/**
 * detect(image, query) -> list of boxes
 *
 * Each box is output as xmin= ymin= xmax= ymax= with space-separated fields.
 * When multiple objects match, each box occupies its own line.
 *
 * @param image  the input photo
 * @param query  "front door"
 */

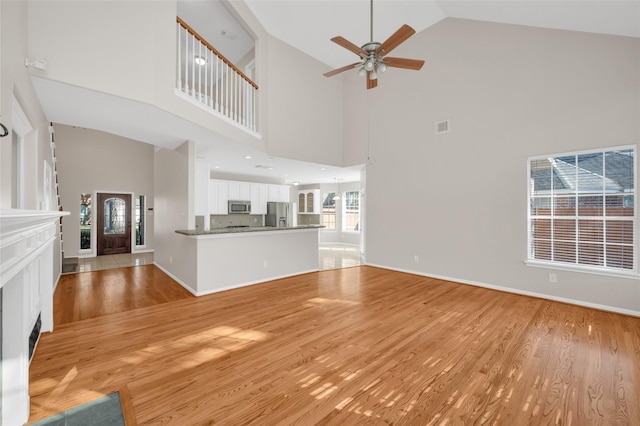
xmin=97 ymin=193 xmax=131 ymax=255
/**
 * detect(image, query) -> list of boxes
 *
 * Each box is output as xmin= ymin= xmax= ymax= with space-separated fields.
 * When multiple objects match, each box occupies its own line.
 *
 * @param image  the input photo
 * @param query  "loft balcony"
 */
xmin=176 ymin=17 xmax=258 ymax=135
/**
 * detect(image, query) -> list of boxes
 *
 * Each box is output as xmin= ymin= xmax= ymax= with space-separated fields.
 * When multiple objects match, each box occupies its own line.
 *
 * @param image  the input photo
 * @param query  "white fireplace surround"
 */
xmin=1 ymin=209 xmax=68 ymax=426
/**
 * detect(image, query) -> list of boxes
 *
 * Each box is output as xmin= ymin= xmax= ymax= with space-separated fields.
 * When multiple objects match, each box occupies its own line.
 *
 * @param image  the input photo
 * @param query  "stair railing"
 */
xmin=176 ymin=17 xmax=258 ymax=133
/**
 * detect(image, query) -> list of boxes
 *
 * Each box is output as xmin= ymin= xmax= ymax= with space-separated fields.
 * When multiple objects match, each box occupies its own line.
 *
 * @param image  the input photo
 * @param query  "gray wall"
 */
xmin=153 ymin=141 xmax=197 ymax=292
xmin=54 ymin=124 xmax=155 ymax=256
xmin=364 ymin=18 xmax=640 ymax=314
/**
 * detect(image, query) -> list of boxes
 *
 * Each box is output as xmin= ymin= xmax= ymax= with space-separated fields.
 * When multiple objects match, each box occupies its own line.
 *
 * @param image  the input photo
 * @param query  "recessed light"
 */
xmin=244 ymin=156 xmax=252 ymax=159
xmin=320 ymin=168 xmax=327 ymax=171
xmin=292 ymin=182 xmax=300 ymax=186
xmin=213 ymin=166 xmax=220 ymax=169
xmin=194 ymin=56 xmax=206 ymax=66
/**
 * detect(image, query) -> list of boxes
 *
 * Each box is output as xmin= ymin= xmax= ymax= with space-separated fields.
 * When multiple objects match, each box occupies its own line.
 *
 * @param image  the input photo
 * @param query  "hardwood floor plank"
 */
xmin=29 ymin=266 xmax=640 ymax=425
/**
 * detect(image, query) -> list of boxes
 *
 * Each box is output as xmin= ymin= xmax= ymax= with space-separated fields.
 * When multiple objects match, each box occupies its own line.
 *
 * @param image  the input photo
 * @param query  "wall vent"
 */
xmin=435 ymin=120 xmax=450 ymax=135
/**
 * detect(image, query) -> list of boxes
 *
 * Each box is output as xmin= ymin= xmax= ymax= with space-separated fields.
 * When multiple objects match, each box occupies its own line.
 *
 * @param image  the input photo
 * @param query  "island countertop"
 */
xmin=175 ymin=225 xmax=324 ymax=236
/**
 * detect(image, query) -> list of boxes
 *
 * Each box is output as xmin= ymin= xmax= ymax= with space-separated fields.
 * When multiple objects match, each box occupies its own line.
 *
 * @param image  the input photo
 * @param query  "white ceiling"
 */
xmin=246 ymin=0 xmax=640 ymax=70
xmin=31 ymin=0 xmax=639 ymax=186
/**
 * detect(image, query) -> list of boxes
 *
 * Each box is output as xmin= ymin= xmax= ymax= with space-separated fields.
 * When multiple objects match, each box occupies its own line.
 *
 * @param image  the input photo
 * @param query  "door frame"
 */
xmin=90 ymin=190 xmax=136 ymax=257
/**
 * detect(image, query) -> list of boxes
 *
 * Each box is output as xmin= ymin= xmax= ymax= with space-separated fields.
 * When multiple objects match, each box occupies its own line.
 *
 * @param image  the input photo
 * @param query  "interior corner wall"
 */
xmin=363 ymin=18 xmax=640 ymax=314
xmin=153 ymin=142 xmax=197 ymax=292
xmin=264 ymin=35 xmax=344 ymax=166
xmin=54 ymin=125 xmax=155 ymax=256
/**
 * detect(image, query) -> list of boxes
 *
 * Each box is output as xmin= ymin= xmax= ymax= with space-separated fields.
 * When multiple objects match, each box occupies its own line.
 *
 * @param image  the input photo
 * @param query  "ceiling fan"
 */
xmin=323 ymin=0 xmax=425 ymax=89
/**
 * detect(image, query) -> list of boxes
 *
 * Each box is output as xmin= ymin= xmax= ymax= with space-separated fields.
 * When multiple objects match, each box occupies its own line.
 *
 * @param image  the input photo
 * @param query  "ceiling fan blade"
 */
xmin=367 ymin=73 xmax=378 ymax=90
xmin=324 ymin=62 xmax=361 ymax=77
xmin=385 ymin=57 xmax=425 ymax=71
xmin=330 ymin=36 xmax=364 ymax=56
xmin=376 ymin=24 xmax=416 ymax=56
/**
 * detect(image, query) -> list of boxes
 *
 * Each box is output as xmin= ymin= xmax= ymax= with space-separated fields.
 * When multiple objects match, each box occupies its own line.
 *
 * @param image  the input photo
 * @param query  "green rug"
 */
xmin=29 ymin=391 xmax=125 ymax=426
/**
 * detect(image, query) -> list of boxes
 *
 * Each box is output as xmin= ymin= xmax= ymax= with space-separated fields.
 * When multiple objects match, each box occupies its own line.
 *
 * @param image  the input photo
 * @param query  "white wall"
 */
xmin=153 ymin=141 xmax=197 ymax=292
xmin=364 ymin=18 xmax=640 ymax=314
xmin=54 ymin=125 xmax=155 ymax=256
xmin=264 ymin=35 xmax=345 ymax=166
xmin=1 ymin=1 xmax=62 ymax=277
xmin=26 ymin=1 xmax=263 ymax=150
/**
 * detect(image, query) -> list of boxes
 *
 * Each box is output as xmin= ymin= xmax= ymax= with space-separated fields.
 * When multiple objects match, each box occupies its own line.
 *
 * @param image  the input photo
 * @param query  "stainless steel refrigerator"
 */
xmin=266 ymin=202 xmax=292 ymax=227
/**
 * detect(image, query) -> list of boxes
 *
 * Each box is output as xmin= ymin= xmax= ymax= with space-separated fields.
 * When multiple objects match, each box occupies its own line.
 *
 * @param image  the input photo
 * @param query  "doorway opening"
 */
xmin=97 ymin=193 xmax=132 ymax=255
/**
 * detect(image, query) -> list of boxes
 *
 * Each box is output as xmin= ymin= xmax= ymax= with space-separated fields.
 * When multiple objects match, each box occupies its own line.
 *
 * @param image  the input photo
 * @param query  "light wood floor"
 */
xmin=29 ymin=265 xmax=640 ymax=425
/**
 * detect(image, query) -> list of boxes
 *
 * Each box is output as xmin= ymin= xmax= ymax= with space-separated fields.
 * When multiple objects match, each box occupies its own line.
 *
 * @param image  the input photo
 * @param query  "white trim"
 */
xmin=365 ymin=262 xmax=640 ymax=318
xmin=154 ymin=261 xmax=317 ymax=297
xmin=153 ymin=262 xmax=197 ymax=296
xmin=525 ymin=259 xmax=640 ymax=280
xmin=174 ymin=89 xmax=262 ymax=140
xmin=11 ymin=95 xmax=33 ymax=137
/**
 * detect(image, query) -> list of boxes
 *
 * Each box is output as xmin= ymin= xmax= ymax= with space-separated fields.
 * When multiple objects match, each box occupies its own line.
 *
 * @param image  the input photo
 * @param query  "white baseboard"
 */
xmin=153 ymin=262 xmax=318 ymax=298
xmin=365 ymin=262 xmax=640 ymax=318
xmin=194 ymin=269 xmax=319 ymax=297
xmin=153 ymin=262 xmax=198 ymax=296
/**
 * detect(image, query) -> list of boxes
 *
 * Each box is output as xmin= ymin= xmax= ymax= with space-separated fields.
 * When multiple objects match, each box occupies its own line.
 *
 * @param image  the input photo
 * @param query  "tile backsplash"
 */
xmin=210 ymin=214 xmax=264 ymax=229
xmin=297 ymin=214 xmax=320 ymax=225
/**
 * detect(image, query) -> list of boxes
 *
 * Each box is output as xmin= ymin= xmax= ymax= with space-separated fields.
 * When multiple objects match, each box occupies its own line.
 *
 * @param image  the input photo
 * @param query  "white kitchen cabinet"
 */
xmin=209 ymin=179 xmax=229 ymax=214
xmin=194 ymin=159 xmax=210 ymax=216
xmin=251 ymin=183 xmax=268 ymax=215
xmin=298 ymin=189 xmax=321 ymax=214
xmin=228 ymin=181 xmax=251 ymax=201
xmin=267 ymin=184 xmax=290 ymax=202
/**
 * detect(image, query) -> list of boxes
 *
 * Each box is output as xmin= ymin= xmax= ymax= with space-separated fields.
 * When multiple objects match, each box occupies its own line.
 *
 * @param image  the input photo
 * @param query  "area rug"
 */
xmin=29 ymin=391 xmax=125 ymax=426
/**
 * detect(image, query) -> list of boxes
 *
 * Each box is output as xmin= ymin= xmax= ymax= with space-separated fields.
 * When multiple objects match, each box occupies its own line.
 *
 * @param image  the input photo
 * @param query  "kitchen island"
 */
xmin=172 ymin=225 xmax=323 ymax=296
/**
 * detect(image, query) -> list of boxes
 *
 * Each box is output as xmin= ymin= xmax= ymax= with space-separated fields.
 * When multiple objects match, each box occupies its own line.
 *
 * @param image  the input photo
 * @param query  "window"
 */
xmin=343 ymin=191 xmax=360 ymax=232
xmin=322 ymin=192 xmax=336 ymax=230
xmin=135 ymin=195 xmax=145 ymax=247
xmin=80 ymin=193 xmax=92 ymax=250
xmin=528 ymin=147 xmax=635 ymax=273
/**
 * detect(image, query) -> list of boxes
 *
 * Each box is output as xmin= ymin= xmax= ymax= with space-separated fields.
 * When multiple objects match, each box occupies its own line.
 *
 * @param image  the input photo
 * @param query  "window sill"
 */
xmin=525 ymin=260 xmax=640 ymax=280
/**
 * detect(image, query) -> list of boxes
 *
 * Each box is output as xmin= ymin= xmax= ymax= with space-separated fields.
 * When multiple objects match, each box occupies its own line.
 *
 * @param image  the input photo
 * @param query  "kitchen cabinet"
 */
xmin=210 ymin=180 xmax=288 ymax=215
xmin=228 ymin=181 xmax=251 ymax=201
xmin=209 ymin=180 xmax=229 ymax=214
xmin=298 ymin=189 xmax=321 ymax=214
xmin=251 ymin=183 xmax=268 ymax=215
xmin=268 ymin=184 xmax=290 ymax=202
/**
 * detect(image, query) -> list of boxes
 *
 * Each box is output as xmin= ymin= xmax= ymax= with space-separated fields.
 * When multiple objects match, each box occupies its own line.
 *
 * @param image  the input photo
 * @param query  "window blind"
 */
xmin=528 ymin=148 xmax=635 ymax=271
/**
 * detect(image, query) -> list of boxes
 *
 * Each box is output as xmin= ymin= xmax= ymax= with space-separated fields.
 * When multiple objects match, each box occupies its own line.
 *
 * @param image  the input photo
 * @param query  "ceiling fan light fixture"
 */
xmin=358 ymin=66 xmax=366 ymax=77
xmin=370 ymin=69 xmax=378 ymax=80
xmin=378 ymin=62 xmax=387 ymax=73
xmin=364 ymin=59 xmax=374 ymax=71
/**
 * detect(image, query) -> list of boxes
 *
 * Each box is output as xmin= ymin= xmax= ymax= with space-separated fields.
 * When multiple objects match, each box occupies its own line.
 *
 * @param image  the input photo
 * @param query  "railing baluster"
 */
xmin=177 ymin=22 xmax=181 ymax=91
xmin=176 ymin=17 xmax=258 ymax=133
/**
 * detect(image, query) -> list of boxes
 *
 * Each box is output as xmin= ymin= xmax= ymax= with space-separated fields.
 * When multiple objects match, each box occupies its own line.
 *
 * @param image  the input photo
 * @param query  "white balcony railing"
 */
xmin=176 ymin=17 xmax=257 ymax=133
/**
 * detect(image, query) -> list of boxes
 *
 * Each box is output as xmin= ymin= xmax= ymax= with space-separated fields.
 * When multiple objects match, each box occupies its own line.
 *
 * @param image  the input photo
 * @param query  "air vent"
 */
xmin=435 ymin=120 xmax=450 ymax=135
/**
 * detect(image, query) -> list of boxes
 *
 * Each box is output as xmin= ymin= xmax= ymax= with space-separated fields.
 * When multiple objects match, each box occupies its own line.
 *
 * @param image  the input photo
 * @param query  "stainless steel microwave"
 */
xmin=228 ymin=200 xmax=251 ymax=214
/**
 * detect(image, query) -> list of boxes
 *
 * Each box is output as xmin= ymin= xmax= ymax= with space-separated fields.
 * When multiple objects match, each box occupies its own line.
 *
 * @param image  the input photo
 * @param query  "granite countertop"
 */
xmin=176 ymin=225 xmax=324 ymax=236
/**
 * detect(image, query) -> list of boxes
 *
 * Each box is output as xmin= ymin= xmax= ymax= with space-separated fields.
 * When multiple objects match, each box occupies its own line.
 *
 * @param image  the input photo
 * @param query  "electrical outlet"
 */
xmin=170 ymin=256 xmax=173 ymax=264
xmin=264 ymin=261 xmax=269 ymax=268
xmin=414 ymin=255 xmax=419 ymax=262
xmin=549 ymin=273 xmax=557 ymax=283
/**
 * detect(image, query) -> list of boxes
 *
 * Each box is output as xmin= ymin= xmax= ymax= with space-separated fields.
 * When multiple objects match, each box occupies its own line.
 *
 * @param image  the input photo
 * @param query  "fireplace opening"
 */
xmin=29 ymin=313 xmax=42 ymax=362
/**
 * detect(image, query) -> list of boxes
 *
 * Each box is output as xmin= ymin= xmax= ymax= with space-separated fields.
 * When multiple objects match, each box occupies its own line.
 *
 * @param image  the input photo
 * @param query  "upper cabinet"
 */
xmin=210 ymin=179 xmax=289 ymax=215
xmin=298 ymin=189 xmax=321 ymax=214
xmin=267 ymin=185 xmax=290 ymax=203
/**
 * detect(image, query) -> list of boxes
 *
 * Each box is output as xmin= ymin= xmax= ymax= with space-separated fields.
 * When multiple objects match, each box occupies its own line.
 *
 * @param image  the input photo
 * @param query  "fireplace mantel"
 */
xmin=1 ymin=209 xmax=69 ymax=426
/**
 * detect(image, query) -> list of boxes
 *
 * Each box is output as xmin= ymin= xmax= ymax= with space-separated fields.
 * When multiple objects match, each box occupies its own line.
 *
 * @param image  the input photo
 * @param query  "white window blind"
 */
xmin=528 ymin=147 xmax=636 ymax=272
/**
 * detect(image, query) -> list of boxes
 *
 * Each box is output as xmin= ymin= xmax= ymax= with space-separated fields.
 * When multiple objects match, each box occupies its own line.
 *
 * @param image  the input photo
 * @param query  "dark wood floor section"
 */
xmin=30 ymin=266 xmax=640 ymax=425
